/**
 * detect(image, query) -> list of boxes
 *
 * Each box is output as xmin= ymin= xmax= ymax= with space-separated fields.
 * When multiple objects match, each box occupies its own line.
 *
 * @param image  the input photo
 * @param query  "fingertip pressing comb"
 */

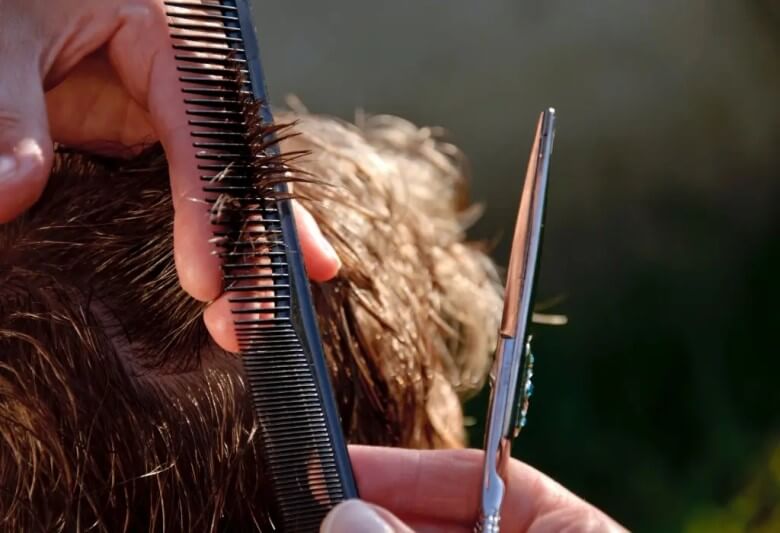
xmin=164 ymin=1 xmax=358 ymax=530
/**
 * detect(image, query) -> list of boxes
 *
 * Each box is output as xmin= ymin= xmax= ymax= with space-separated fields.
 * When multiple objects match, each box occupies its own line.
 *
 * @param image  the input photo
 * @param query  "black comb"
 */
xmin=164 ymin=1 xmax=358 ymax=530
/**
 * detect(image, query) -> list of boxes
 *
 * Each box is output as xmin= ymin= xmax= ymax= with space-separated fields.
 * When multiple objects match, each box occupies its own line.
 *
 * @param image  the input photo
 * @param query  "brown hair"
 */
xmin=0 ymin=109 xmax=501 ymax=531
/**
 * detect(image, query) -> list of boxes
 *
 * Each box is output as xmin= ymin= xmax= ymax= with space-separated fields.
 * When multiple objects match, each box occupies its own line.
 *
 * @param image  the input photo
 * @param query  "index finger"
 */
xmin=348 ymin=445 xmax=590 ymax=531
xmin=106 ymin=0 xmax=221 ymax=302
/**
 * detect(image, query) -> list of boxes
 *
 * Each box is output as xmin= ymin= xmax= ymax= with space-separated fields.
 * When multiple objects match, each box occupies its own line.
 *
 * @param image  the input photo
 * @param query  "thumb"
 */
xmin=0 ymin=43 xmax=53 ymax=223
xmin=320 ymin=500 xmax=413 ymax=533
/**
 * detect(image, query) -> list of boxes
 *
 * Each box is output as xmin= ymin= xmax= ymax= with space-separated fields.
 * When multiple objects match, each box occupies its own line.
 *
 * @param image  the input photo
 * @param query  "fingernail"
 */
xmin=306 ymin=215 xmax=342 ymax=271
xmin=0 ymin=139 xmax=44 ymax=184
xmin=320 ymin=500 xmax=392 ymax=533
xmin=0 ymin=155 xmax=16 ymax=181
xmin=294 ymin=200 xmax=342 ymax=271
xmin=317 ymin=230 xmax=342 ymax=271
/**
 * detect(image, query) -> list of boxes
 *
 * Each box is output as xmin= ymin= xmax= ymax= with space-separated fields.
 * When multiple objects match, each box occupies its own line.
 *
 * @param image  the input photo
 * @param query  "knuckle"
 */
xmin=0 ymin=110 xmax=26 ymax=133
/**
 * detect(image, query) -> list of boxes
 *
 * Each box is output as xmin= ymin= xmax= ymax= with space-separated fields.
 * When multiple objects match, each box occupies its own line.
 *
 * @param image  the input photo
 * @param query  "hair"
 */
xmin=0 ymin=108 xmax=502 ymax=531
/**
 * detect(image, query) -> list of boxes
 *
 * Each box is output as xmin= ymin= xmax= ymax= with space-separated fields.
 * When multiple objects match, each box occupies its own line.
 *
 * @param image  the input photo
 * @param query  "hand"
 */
xmin=320 ymin=446 xmax=627 ymax=533
xmin=0 ymin=0 xmax=340 ymax=351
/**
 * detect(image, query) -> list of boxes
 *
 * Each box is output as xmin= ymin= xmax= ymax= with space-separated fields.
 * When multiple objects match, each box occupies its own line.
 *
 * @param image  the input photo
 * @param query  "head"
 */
xmin=0 ymin=109 xmax=502 ymax=530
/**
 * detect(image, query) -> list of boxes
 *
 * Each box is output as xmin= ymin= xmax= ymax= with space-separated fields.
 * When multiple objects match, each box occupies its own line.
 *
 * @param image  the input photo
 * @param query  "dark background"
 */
xmin=253 ymin=2 xmax=780 ymax=531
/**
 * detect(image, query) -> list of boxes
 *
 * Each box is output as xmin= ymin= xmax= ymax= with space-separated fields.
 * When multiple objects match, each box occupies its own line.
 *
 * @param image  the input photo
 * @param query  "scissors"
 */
xmin=476 ymin=108 xmax=556 ymax=533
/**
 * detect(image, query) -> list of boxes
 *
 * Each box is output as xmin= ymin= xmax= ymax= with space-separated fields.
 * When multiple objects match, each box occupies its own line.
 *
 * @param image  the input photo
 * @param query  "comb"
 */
xmin=164 ymin=1 xmax=358 ymax=530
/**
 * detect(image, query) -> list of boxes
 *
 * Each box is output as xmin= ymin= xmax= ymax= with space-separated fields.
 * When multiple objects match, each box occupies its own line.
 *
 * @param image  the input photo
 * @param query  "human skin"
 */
xmin=0 ymin=1 xmax=627 ymax=531
xmin=322 ymin=446 xmax=627 ymax=532
xmin=0 ymin=0 xmax=340 ymax=353
xmin=0 ymin=117 xmax=502 ymax=529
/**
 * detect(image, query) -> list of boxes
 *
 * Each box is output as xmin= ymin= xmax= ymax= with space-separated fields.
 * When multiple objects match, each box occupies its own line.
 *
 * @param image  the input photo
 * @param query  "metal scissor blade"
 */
xmin=500 ymin=108 xmax=555 ymax=340
xmin=477 ymin=108 xmax=556 ymax=533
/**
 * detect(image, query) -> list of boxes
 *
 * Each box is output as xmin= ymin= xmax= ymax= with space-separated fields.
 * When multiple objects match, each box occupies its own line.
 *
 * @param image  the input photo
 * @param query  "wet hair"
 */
xmin=0 ymin=109 xmax=502 ymax=531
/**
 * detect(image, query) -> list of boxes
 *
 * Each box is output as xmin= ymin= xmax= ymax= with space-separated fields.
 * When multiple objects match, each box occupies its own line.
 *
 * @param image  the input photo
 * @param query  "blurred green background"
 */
xmin=254 ymin=2 xmax=779 ymax=531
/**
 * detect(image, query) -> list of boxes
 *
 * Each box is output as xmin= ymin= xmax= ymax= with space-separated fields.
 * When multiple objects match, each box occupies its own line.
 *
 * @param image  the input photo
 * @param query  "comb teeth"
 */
xmin=166 ymin=1 xmax=357 ymax=530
